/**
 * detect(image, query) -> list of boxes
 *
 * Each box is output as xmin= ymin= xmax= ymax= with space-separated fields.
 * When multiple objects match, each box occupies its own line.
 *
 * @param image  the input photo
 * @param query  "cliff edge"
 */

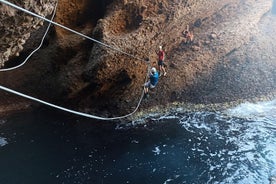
xmin=0 ymin=0 xmax=275 ymax=117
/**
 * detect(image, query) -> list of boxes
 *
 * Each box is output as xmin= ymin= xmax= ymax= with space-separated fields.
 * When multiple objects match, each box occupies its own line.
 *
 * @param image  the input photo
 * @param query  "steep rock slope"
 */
xmin=0 ymin=0 xmax=56 ymax=66
xmin=0 ymin=0 xmax=275 ymax=116
xmin=76 ymin=0 xmax=275 ymax=114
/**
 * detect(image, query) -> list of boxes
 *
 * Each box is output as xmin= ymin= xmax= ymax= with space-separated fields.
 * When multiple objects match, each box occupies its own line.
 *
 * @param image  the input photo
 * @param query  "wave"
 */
xmin=177 ymin=110 xmax=276 ymax=183
xmin=226 ymin=99 xmax=276 ymax=120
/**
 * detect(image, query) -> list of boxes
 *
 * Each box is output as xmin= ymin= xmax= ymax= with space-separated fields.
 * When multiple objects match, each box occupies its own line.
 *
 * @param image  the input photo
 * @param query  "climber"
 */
xmin=157 ymin=45 xmax=167 ymax=76
xmin=183 ymin=25 xmax=194 ymax=44
xmin=144 ymin=67 xmax=159 ymax=98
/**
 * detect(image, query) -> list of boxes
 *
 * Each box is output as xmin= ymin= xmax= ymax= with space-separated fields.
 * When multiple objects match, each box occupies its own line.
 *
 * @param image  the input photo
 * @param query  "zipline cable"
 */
xmin=0 ymin=0 xmax=146 ymax=63
xmin=0 ymin=63 xmax=150 ymax=120
xmin=0 ymin=0 xmax=58 ymax=72
xmin=0 ymin=0 xmax=151 ymax=120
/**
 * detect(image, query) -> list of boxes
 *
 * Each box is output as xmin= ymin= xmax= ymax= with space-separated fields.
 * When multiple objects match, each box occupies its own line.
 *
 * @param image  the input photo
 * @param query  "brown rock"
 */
xmin=191 ymin=45 xmax=201 ymax=51
xmin=210 ymin=33 xmax=217 ymax=39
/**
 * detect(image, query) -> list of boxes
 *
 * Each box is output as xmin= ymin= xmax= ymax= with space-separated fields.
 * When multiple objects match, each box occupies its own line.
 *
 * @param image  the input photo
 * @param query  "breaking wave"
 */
xmin=226 ymin=99 xmax=276 ymax=120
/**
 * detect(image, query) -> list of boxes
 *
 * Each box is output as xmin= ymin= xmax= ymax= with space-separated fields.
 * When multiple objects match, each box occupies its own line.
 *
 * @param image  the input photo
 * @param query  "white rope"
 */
xmin=0 ymin=62 xmax=150 ymax=120
xmin=0 ymin=0 xmax=145 ymax=63
xmin=0 ymin=0 xmax=151 ymax=120
xmin=0 ymin=80 xmax=146 ymax=120
xmin=0 ymin=0 xmax=58 ymax=72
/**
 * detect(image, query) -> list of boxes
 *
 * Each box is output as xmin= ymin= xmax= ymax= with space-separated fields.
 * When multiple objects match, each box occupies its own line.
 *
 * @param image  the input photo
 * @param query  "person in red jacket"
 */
xmin=183 ymin=25 xmax=194 ymax=44
xmin=157 ymin=46 xmax=167 ymax=76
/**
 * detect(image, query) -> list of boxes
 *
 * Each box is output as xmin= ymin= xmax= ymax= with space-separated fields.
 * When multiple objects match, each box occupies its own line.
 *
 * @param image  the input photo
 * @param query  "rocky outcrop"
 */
xmin=0 ymin=0 xmax=57 ymax=67
xmin=0 ymin=0 xmax=275 ymax=116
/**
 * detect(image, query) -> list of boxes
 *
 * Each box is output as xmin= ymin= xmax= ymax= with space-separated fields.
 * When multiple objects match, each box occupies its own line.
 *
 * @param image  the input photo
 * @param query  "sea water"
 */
xmin=0 ymin=137 xmax=7 ymax=147
xmin=272 ymin=0 xmax=276 ymax=15
xmin=0 ymin=99 xmax=275 ymax=184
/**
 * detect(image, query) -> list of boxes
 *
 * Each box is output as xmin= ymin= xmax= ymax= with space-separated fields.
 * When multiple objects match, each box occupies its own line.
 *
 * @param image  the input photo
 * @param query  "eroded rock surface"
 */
xmin=0 ymin=0 xmax=57 ymax=67
xmin=0 ymin=0 xmax=275 ymax=116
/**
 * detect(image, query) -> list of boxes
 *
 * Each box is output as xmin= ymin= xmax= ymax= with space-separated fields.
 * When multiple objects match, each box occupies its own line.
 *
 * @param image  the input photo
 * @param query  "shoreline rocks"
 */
xmin=0 ymin=0 xmax=275 ymax=118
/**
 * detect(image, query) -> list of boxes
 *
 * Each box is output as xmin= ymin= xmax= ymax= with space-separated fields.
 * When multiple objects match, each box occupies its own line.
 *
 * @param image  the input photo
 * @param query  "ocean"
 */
xmin=273 ymin=0 xmax=276 ymax=15
xmin=0 ymin=99 xmax=275 ymax=184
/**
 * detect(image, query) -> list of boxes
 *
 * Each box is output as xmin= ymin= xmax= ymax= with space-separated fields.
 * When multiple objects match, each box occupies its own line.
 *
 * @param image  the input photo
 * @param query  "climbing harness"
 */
xmin=0 ymin=0 xmax=151 ymax=120
xmin=0 ymin=0 xmax=58 ymax=72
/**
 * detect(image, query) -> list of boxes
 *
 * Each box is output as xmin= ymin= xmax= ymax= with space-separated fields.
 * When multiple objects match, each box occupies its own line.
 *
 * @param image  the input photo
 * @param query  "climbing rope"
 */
xmin=0 ymin=0 xmax=58 ymax=72
xmin=0 ymin=63 xmax=150 ymax=120
xmin=0 ymin=0 xmax=151 ymax=120
xmin=0 ymin=0 xmax=145 ymax=63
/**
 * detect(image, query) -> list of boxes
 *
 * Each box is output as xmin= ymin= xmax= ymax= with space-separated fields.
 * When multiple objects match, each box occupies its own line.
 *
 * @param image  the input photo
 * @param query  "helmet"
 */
xmin=159 ymin=45 xmax=162 ymax=49
xmin=151 ymin=67 xmax=157 ymax=74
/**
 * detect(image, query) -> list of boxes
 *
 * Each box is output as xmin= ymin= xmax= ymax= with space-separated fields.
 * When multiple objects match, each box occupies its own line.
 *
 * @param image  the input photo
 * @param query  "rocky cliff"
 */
xmin=0 ymin=0 xmax=56 ymax=66
xmin=0 ymin=0 xmax=275 ymax=117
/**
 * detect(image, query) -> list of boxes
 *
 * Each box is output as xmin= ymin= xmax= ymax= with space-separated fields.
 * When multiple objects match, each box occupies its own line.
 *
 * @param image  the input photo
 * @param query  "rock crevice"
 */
xmin=0 ymin=0 xmax=275 ymax=116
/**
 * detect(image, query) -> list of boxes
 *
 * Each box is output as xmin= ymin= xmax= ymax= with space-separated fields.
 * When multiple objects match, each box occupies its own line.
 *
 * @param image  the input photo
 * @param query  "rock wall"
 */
xmin=0 ymin=0 xmax=56 ymax=67
xmin=0 ymin=0 xmax=275 ymax=116
xmin=80 ymin=0 xmax=274 ymax=110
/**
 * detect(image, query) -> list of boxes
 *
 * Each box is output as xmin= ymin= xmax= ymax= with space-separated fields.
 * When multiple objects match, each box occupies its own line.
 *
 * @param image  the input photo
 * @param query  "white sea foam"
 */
xmin=221 ymin=113 xmax=276 ymax=183
xmin=226 ymin=99 xmax=276 ymax=119
xmin=0 ymin=137 xmax=8 ymax=147
xmin=177 ymin=104 xmax=276 ymax=184
xmin=99 ymin=98 xmax=276 ymax=183
xmin=163 ymin=175 xmax=180 ymax=184
xmin=163 ymin=178 xmax=173 ymax=184
xmin=152 ymin=146 xmax=161 ymax=155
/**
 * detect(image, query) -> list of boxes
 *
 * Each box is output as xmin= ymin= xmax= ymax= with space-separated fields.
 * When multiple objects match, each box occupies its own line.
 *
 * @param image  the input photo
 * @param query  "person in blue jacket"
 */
xmin=144 ymin=67 xmax=159 ymax=97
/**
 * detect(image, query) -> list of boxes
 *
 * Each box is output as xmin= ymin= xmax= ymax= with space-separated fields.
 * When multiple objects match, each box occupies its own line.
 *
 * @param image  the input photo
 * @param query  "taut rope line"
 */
xmin=0 ymin=0 xmax=151 ymax=120
xmin=0 ymin=69 xmax=148 ymax=120
xmin=0 ymin=0 xmax=58 ymax=72
xmin=0 ymin=0 xmax=145 ymax=63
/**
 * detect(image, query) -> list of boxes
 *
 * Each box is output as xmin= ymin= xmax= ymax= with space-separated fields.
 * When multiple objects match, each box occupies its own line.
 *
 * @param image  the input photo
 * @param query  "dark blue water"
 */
xmin=0 ymin=100 xmax=275 ymax=184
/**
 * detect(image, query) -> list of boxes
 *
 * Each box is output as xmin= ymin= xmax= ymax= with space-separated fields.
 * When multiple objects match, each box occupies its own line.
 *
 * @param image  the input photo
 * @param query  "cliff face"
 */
xmin=0 ymin=0 xmax=56 ymax=67
xmin=0 ymin=0 xmax=275 ymax=116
